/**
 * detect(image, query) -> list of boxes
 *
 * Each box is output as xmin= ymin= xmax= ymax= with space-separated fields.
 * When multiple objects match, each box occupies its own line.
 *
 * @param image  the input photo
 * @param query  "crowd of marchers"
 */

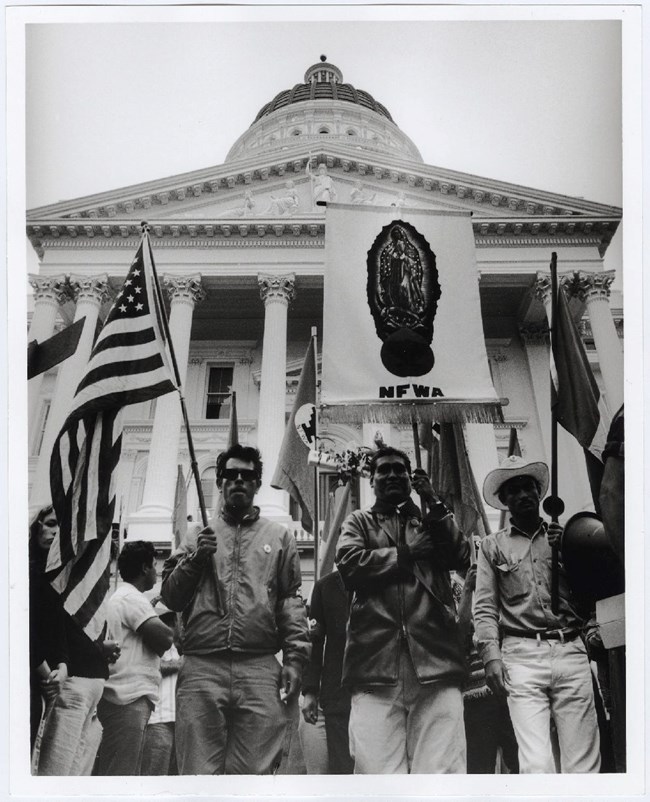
xmin=29 ymin=408 xmax=625 ymax=776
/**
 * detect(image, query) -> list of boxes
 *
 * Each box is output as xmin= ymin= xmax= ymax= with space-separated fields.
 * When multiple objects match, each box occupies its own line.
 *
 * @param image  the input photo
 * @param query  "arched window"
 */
xmin=291 ymin=129 xmax=301 ymax=136
xmin=347 ymin=128 xmax=357 ymax=136
xmin=318 ymin=127 xmax=330 ymax=134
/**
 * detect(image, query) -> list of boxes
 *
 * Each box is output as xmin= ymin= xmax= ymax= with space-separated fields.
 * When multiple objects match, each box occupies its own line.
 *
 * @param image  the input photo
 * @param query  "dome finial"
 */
xmin=320 ymin=54 xmax=327 ymax=62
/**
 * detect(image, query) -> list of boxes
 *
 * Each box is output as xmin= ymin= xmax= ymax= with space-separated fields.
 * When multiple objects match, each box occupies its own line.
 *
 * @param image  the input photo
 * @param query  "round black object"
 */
xmin=380 ymin=327 xmax=434 ymax=377
xmin=561 ymin=511 xmax=624 ymax=603
xmin=543 ymin=495 xmax=565 ymax=518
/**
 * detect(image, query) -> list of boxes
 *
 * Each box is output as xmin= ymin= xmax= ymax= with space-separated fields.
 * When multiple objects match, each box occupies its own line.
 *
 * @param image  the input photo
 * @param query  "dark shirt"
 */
xmin=29 ymin=569 xmax=69 ymax=672
xmin=64 ymin=615 xmax=110 ymax=680
xmin=302 ymin=571 xmax=351 ymax=714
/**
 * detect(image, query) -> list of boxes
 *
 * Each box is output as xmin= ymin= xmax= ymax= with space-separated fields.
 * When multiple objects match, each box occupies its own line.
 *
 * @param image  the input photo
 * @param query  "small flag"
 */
xmin=318 ymin=482 xmax=353 ymax=577
xmin=227 ymin=390 xmax=239 ymax=449
xmin=434 ymin=423 xmax=489 ymax=543
xmin=551 ymin=282 xmax=609 ymax=460
xmin=28 ymin=317 xmax=86 ymax=379
xmin=48 ymin=232 xmax=176 ymax=638
xmin=172 ymin=465 xmax=188 ymax=549
xmin=270 ymin=337 xmax=317 ymax=532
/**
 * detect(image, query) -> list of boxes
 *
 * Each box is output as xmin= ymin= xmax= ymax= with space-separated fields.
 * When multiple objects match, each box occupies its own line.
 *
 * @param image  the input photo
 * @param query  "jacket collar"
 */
xmin=219 ymin=505 xmax=261 ymax=526
xmin=371 ymin=497 xmax=421 ymax=519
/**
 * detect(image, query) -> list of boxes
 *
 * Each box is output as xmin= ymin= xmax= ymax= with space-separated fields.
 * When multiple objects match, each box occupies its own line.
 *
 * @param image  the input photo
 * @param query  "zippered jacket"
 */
xmin=161 ymin=507 xmax=310 ymax=667
xmin=336 ymin=498 xmax=469 ymax=688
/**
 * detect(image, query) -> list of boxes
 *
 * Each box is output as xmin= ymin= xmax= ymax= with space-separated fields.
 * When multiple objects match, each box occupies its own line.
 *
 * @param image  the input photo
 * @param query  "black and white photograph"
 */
xmin=5 ymin=3 xmax=645 ymax=799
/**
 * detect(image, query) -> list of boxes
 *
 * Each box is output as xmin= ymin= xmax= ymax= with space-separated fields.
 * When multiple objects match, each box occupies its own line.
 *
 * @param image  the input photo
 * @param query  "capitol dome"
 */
xmin=225 ymin=57 xmax=422 ymax=163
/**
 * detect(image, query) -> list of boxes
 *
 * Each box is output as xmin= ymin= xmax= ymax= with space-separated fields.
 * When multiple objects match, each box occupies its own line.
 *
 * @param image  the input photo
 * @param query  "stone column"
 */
xmin=574 ymin=270 xmax=623 ymax=413
xmin=128 ymin=275 xmax=205 ymax=543
xmin=30 ymin=275 xmax=111 ymax=509
xmin=255 ymin=273 xmax=295 ymax=519
xmin=518 ymin=322 xmax=552 ymax=463
xmin=28 ymin=275 xmax=69 ymax=433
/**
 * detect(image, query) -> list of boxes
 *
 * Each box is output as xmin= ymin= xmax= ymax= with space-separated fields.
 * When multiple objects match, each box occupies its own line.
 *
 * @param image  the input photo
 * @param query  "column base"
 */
xmin=126 ymin=505 xmax=174 ymax=546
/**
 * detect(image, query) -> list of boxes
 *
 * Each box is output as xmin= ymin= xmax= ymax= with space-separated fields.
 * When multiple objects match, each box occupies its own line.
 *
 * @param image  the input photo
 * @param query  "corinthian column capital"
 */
xmin=29 ymin=274 xmax=70 ymax=305
xmin=258 ymin=273 xmax=296 ymax=306
xmin=68 ymin=274 xmax=112 ymax=306
xmin=162 ymin=274 xmax=206 ymax=306
xmin=573 ymin=270 xmax=616 ymax=303
xmin=532 ymin=273 xmax=553 ymax=307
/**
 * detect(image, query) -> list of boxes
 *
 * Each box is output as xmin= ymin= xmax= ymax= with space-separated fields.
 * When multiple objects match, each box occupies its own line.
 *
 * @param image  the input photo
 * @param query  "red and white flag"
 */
xmin=48 ymin=233 xmax=176 ymax=638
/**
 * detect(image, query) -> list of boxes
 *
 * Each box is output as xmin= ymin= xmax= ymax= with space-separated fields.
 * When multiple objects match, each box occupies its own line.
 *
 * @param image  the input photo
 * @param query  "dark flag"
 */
xmin=551 ymin=283 xmax=609 ymax=460
xmin=271 ymin=337 xmax=317 ymax=532
xmin=48 ymin=233 xmax=176 ymax=638
xmin=28 ymin=317 xmax=86 ymax=379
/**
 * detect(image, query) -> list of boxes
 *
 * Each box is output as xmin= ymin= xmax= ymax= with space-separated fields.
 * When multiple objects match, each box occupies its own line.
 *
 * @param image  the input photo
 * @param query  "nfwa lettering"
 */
xmin=378 ymin=384 xmax=445 ymax=399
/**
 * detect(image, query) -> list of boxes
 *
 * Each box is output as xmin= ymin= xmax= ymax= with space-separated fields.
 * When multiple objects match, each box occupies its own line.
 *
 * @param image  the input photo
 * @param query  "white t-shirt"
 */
xmin=148 ymin=644 xmax=180 ymax=725
xmin=104 ymin=583 xmax=160 ymax=706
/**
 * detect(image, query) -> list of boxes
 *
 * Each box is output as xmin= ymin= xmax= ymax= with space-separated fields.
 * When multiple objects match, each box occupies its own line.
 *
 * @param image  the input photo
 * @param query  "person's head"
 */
xmin=482 ymin=456 xmax=549 ymax=516
xmin=29 ymin=504 xmax=59 ymax=569
xmin=369 ymin=446 xmax=413 ymax=506
xmin=318 ymin=164 xmax=327 ymax=174
xmin=497 ymin=475 xmax=543 ymax=517
xmin=117 ymin=540 xmax=157 ymax=590
xmin=216 ymin=444 xmax=263 ymax=513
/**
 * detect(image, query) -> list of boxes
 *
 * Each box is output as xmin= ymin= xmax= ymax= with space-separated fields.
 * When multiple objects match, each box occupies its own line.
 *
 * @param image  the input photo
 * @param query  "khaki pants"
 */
xmin=349 ymin=648 xmax=466 ymax=774
xmin=502 ymin=636 xmax=601 ymax=773
xmin=175 ymin=652 xmax=288 ymax=775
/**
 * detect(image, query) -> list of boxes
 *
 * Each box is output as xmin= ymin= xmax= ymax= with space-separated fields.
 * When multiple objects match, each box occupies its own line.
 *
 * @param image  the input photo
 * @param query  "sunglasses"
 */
xmin=374 ymin=462 xmax=409 ymax=476
xmin=222 ymin=468 xmax=258 ymax=482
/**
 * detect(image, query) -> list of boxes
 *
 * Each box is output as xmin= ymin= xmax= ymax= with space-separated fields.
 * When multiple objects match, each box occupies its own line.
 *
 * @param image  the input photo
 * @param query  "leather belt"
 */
xmin=501 ymin=626 xmax=581 ymax=643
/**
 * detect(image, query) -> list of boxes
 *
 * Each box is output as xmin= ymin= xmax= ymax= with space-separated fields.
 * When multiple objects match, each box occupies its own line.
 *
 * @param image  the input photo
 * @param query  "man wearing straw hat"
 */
xmin=474 ymin=455 xmax=600 ymax=773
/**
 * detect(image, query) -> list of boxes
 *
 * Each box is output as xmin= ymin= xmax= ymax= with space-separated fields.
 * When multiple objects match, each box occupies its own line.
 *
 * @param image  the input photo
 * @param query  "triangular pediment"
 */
xmin=27 ymin=142 xmax=621 ymax=258
xmin=27 ymin=141 xmax=621 ymax=222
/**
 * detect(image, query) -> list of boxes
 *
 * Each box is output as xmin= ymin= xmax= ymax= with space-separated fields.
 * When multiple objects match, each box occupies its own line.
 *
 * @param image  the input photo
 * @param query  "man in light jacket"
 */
xmin=161 ymin=444 xmax=310 ymax=775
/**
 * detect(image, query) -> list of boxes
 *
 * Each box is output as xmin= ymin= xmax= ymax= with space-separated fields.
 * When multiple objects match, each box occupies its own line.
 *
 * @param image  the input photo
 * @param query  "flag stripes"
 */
xmin=48 ymin=234 xmax=176 ymax=638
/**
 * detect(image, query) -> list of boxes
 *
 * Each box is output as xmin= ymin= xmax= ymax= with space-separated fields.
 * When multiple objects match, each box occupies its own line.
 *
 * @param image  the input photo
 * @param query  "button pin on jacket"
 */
xmin=263 ymin=544 xmax=271 ymax=553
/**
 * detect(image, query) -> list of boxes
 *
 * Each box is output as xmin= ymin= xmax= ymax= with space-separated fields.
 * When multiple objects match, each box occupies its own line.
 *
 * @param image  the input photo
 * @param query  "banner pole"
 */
xmin=545 ymin=252 xmax=565 ymax=614
xmin=311 ymin=327 xmax=320 ymax=582
xmin=142 ymin=223 xmax=209 ymax=528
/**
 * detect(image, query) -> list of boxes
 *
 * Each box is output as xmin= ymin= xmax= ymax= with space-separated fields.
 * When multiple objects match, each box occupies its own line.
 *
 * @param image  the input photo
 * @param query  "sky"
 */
xmin=24 ymin=12 xmax=624 ymax=211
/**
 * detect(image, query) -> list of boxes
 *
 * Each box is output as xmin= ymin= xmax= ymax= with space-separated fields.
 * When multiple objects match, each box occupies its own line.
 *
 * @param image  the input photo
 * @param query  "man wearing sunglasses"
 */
xmin=335 ymin=446 xmax=470 ymax=773
xmin=161 ymin=444 xmax=310 ymax=775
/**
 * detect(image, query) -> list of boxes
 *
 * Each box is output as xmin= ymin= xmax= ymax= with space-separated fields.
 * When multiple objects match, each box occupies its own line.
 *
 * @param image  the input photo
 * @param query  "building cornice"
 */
xmin=26 ymin=215 xmax=618 ymax=258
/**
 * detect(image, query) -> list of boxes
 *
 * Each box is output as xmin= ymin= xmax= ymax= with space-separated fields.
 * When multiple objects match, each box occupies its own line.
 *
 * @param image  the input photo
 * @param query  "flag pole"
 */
xmin=142 ymin=222 xmax=209 ymax=529
xmin=544 ymin=252 xmax=565 ymax=615
xmin=312 ymin=327 xmax=320 ymax=582
xmin=411 ymin=420 xmax=427 ymax=516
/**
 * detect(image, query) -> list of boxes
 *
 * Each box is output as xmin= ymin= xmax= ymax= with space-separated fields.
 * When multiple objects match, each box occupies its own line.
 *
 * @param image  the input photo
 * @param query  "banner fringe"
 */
xmin=320 ymin=400 xmax=504 ymax=425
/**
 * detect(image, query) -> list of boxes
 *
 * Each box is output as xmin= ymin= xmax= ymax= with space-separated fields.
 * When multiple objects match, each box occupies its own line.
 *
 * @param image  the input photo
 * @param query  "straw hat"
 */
xmin=482 ymin=455 xmax=549 ymax=511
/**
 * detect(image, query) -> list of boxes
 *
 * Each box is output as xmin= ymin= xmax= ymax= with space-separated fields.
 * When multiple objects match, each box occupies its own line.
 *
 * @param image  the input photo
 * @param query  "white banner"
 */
xmin=321 ymin=204 xmax=501 ymax=424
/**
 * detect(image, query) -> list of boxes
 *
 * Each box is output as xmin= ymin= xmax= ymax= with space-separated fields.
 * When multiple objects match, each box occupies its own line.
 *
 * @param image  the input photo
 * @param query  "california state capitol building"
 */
xmin=26 ymin=57 xmax=623 ymax=588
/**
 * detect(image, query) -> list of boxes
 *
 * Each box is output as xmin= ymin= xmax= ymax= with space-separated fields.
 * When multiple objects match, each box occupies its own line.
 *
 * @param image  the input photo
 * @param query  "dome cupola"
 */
xmin=225 ymin=58 xmax=421 ymax=163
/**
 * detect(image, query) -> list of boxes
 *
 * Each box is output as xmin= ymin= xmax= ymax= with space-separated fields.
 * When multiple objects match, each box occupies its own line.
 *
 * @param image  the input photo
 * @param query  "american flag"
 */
xmin=48 ymin=233 xmax=176 ymax=638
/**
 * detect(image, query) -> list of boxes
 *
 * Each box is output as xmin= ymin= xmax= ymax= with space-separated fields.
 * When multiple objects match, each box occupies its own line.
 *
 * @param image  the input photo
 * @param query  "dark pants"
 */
xmin=140 ymin=722 xmax=178 ymax=775
xmin=608 ymin=646 xmax=626 ymax=772
xmin=96 ymin=696 xmax=153 ymax=775
xmin=324 ymin=710 xmax=354 ymax=774
xmin=464 ymin=693 xmax=519 ymax=774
